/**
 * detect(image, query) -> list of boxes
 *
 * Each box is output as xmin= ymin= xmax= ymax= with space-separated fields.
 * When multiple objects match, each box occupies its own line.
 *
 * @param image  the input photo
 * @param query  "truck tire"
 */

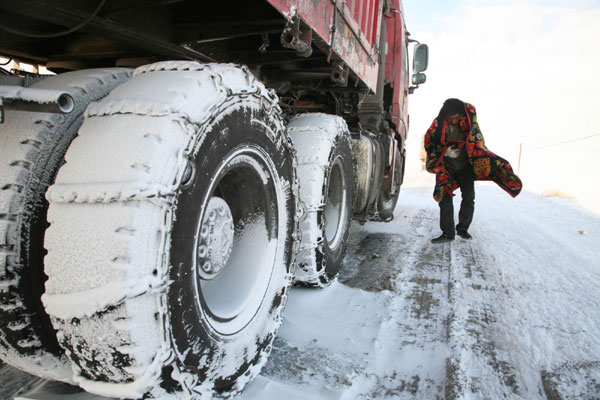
xmin=0 ymin=68 xmax=131 ymax=382
xmin=288 ymin=113 xmax=354 ymax=288
xmin=376 ymin=148 xmax=404 ymax=221
xmin=42 ymin=62 xmax=298 ymax=399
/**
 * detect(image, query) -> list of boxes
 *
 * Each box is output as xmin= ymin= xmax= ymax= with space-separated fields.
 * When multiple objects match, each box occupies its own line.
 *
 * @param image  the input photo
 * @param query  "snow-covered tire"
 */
xmin=0 ymin=68 xmax=131 ymax=382
xmin=42 ymin=62 xmax=298 ymax=398
xmin=376 ymin=148 xmax=405 ymax=221
xmin=288 ymin=113 xmax=354 ymax=287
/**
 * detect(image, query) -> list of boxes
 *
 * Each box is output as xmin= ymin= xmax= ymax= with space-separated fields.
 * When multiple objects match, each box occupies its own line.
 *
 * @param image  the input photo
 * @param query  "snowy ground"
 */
xmin=3 ymin=173 xmax=600 ymax=399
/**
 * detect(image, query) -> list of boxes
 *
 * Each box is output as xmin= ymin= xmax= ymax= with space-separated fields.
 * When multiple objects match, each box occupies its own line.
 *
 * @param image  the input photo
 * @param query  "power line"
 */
xmin=524 ymin=133 xmax=600 ymax=152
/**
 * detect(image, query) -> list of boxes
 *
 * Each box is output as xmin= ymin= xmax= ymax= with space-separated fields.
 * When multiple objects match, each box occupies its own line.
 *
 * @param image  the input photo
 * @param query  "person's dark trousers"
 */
xmin=439 ymin=164 xmax=475 ymax=237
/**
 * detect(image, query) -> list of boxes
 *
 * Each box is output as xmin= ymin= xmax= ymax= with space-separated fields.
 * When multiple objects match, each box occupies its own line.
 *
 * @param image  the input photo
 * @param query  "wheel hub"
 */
xmin=197 ymin=196 xmax=234 ymax=280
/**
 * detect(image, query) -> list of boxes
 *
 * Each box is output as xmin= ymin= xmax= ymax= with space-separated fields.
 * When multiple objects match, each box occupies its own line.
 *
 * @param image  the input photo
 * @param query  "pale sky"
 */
xmin=403 ymin=0 xmax=600 ymax=214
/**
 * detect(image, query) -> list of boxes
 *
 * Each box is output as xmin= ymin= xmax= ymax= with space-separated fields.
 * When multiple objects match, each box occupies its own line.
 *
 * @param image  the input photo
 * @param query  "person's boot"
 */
xmin=457 ymin=230 xmax=472 ymax=239
xmin=431 ymin=233 xmax=454 ymax=244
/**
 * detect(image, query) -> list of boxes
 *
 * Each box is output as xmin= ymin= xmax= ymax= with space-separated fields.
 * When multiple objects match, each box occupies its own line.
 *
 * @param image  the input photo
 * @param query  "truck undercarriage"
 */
xmin=1 ymin=0 xmax=368 ymax=113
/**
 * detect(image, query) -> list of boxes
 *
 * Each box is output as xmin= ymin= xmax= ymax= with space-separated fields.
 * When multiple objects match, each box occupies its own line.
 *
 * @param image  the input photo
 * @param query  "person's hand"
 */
xmin=445 ymin=145 xmax=461 ymax=158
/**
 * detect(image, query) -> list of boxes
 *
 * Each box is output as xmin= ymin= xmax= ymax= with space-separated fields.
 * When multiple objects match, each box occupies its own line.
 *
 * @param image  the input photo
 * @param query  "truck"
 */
xmin=0 ymin=0 xmax=428 ymax=398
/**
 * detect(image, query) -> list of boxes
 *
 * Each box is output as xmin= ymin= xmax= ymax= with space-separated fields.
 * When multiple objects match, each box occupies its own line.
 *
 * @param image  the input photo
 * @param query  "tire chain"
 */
xmin=43 ymin=61 xmax=301 ymax=399
xmin=287 ymin=113 xmax=354 ymax=287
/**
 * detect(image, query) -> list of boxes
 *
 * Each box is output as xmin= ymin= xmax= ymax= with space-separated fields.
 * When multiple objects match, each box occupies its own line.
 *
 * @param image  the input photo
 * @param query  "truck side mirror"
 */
xmin=411 ymin=73 xmax=426 ymax=85
xmin=412 ymin=44 xmax=429 ymax=73
xmin=409 ymin=72 xmax=426 ymax=94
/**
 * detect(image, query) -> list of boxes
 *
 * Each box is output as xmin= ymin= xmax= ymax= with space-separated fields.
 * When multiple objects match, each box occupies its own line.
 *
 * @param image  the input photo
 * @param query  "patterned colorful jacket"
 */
xmin=424 ymin=102 xmax=522 ymax=202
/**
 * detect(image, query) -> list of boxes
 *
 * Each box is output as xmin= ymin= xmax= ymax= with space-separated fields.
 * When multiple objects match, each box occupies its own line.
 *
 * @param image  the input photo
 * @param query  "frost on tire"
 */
xmin=42 ymin=62 xmax=298 ymax=398
xmin=0 ymin=68 xmax=131 ymax=382
xmin=288 ymin=113 xmax=354 ymax=288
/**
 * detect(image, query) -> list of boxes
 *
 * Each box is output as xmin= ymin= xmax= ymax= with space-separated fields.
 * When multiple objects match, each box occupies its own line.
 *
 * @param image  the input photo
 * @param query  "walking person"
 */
xmin=424 ymin=98 xmax=522 ymax=243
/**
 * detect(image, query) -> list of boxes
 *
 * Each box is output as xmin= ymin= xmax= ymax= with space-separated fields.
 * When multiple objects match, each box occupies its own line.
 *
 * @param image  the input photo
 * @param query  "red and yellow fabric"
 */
xmin=424 ymin=102 xmax=522 ymax=202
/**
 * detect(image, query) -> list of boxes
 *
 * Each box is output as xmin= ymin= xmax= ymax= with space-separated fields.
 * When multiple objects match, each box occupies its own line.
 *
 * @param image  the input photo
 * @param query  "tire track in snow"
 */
xmin=337 ymin=199 xmax=524 ymax=399
xmin=0 ymin=362 xmax=46 ymax=398
xmin=338 ymin=209 xmax=453 ymax=399
xmin=445 ymin=239 xmax=522 ymax=399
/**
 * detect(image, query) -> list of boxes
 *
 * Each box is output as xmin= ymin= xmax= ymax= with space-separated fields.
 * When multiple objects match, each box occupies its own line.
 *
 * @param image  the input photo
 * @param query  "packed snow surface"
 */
xmin=4 ymin=173 xmax=600 ymax=399
xmin=246 ymin=173 xmax=600 ymax=399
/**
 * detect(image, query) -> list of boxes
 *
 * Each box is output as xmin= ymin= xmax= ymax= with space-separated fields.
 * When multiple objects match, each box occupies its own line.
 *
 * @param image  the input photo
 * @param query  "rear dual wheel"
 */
xmin=376 ymin=148 xmax=405 ymax=221
xmin=288 ymin=113 xmax=354 ymax=287
xmin=0 ymin=68 xmax=130 ymax=382
xmin=42 ymin=62 xmax=297 ymax=398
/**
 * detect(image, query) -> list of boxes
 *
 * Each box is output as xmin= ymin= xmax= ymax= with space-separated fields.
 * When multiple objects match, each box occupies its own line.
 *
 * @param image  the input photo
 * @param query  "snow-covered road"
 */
xmin=243 ymin=177 xmax=600 ymax=400
xmin=3 ymin=175 xmax=600 ymax=399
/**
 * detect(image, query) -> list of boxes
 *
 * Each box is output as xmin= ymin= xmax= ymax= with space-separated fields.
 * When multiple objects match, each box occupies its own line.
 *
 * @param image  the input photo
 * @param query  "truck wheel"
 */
xmin=288 ymin=113 xmax=354 ymax=288
xmin=376 ymin=148 xmax=404 ymax=221
xmin=0 ymin=68 xmax=131 ymax=382
xmin=42 ymin=62 xmax=298 ymax=398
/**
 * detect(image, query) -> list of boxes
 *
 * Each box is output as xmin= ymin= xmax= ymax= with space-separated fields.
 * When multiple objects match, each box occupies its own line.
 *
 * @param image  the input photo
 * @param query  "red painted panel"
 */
xmin=355 ymin=0 xmax=364 ymax=31
xmin=370 ymin=0 xmax=380 ymax=46
xmin=384 ymin=0 xmax=409 ymax=145
xmin=363 ymin=0 xmax=372 ymax=42
xmin=347 ymin=0 xmax=354 ymax=16
xmin=266 ymin=0 xmax=382 ymax=91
